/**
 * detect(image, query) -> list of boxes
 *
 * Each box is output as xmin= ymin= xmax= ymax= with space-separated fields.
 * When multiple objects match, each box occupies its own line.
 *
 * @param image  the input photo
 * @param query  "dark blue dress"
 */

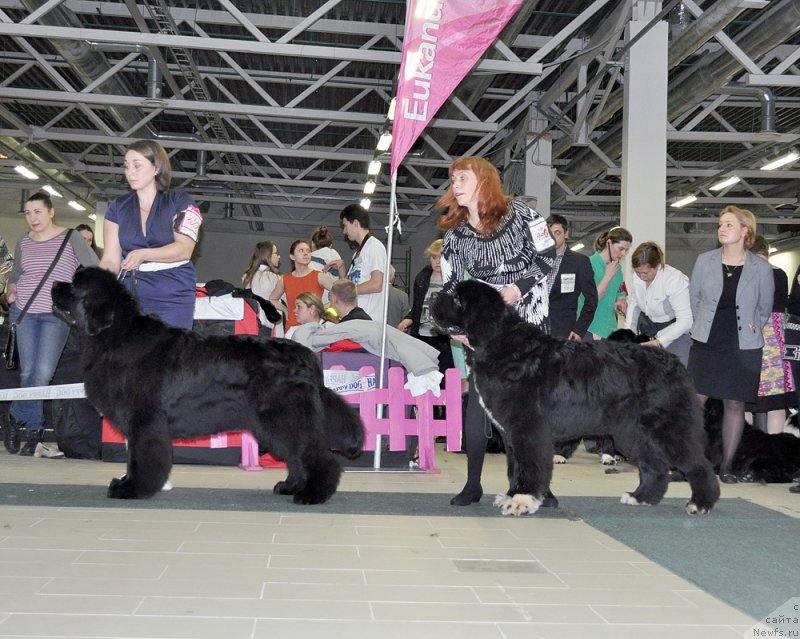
xmin=105 ymin=190 xmax=200 ymax=329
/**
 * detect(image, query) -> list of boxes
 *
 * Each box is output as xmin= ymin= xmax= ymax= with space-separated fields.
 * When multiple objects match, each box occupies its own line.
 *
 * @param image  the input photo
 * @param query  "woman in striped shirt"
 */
xmin=437 ymin=156 xmax=557 ymax=507
xmin=4 ymin=192 xmax=98 ymax=455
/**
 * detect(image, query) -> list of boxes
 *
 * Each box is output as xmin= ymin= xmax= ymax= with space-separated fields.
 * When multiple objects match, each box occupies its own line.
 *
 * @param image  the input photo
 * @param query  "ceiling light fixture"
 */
xmin=363 ymin=180 xmax=376 ymax=195
xmin=67 ymin=200 xmax=86 ymax=211
xmin=376 ymin=132 xmax=393 ymax=152
xmin=367 ymin=160 xmax=381 ymax=176
xmin=670 ymin=195 xmax=697 ymax=208
xmin=760 ymin=149 xmax=799 ymax=171
xmin=387 ymin=98 xmax=397 ymax=122
xmin=768 ymin=246 xmax=778 ymax=254
xmin=709 ymin=176 xmax=740 ymax=191
xmin=14 ymin=165 xmax=37 ymax=180
xmin=87 ymin=213 xmax=97 ymax=221
xmin=42 ymin=185 xmax=63 ymax=198
xmin=360 ymin=198 xmax=371 ymax=210
xmin=571 ymin=243 xmax=585 ymax=251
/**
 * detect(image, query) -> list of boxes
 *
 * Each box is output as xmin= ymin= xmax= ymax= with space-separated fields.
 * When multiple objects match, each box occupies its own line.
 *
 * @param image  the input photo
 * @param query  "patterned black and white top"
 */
xmin=441 ymin=199 xmax=555 ymax=329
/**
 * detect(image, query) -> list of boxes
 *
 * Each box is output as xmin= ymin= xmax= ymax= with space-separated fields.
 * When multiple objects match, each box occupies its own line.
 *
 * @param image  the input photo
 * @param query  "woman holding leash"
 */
xmin=3 ymin=192 xmax=98 ymax=455
xmin=437 ymin=155 xmax=557 ymax=507
xmin=688 ymin=205 xmax=773 ymax=484
xmin=624 ymin=241 xmax=693 ymax=366
xmin=99 ymin=139 xmax=202 ymax=329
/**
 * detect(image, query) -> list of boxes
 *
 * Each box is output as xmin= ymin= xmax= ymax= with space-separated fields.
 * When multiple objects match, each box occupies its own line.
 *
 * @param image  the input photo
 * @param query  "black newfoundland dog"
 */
xmin=52 ymin=267 xmax=364 ymax=505
xmin=432 ymin=280 xmax=720 ymax=516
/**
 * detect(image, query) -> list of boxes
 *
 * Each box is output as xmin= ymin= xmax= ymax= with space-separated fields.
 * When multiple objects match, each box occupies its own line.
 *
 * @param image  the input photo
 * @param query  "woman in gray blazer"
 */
xmin=688 ymin=206 xmax=774 ymax=484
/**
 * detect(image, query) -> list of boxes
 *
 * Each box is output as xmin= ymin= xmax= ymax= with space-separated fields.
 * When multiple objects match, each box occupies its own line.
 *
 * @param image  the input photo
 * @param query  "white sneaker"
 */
xmin=33 ymin=443 xmax=65 ymax=459
xmin=161 ymin=480 xmax=173 ymax=491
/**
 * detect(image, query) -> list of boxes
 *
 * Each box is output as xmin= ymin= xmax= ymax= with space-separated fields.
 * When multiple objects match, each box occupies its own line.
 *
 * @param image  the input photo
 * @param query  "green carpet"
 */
xmin=562 ymin=496 xmax=799 ymax=622
xmin=0 ymin=483 xmax=795 ymax=620
xmin=0 ymin=483 xmax=564 ymax=518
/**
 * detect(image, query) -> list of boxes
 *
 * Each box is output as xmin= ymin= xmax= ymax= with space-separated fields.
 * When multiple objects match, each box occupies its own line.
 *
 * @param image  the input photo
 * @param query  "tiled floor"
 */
xmin=0 ymin=446 xmax=797 ymax=639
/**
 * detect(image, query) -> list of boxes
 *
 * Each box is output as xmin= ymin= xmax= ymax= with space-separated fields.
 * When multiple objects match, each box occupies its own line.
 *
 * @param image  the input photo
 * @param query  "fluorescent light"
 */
xmin=367 ymin=160 xmax=381 ymax=176
xmin=41 ymin=184 xmax=63 ymax=198
xmin=67 ymin=200 xmax=86 ymax=211
xmin=709 ymin=176 xmax=740 ymax=191
xmin=363 ymin=180 xmax=376 ymax=195
xmin=671 ymin=194 xmax=697 ymax=208
xmin=387 ymin=97 xmax=396 ymax=121
xmin=360 ymin=198 xmax=371 ymax=210
xmin=376 ymin=132 xmax=392 ymax=152
xmin=760 ymin=150 xmax=799 ymax=171
xmin=768 ymin=246 xmax=778 ymax=254
xmin=571 ymin=243 xmax=585 ymax=251
xmin=14 ymin=165 xmax=37 ymax=180
xmin=87 ymin=213 xmax=97 ymax=221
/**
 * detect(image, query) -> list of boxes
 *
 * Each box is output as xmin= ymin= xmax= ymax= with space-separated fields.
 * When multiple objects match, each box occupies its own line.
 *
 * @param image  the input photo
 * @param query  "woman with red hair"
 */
xmin=438 ymin=156 xmax=557 ymax=506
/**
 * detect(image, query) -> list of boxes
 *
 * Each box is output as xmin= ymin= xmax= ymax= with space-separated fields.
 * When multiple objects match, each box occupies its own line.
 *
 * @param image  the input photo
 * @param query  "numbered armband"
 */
xmin=173 ymin=205 xmax=203 ymax=241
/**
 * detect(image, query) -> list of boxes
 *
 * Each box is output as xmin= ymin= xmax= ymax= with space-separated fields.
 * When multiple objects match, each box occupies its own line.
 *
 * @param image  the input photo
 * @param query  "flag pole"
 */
xmin=372 ymin=169 xmax=399 ymax=469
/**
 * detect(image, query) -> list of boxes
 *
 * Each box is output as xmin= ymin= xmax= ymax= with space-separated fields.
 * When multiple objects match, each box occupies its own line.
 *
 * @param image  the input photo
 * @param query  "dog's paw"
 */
xmin=685 ymin=501 xmax=709 ymax=515
xmin=553 ymin=454 xmax=567 ymax=464
xmin=601 ymin=454 xmax=618 ymax=466
xmin=620 ymin=492 xmax=642 ymax=506
xmin=272 ymin=481 xmax=295 ymax=495
xmin=107 ymin=476 xmax=138 ymax=499
xmin=493 ymin=493 xmax=542 ymax=516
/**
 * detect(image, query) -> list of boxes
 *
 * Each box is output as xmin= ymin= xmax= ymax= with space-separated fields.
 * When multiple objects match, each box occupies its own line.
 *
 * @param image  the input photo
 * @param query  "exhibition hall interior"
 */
xmin=0 ymin=1 xmax=799 ymax=638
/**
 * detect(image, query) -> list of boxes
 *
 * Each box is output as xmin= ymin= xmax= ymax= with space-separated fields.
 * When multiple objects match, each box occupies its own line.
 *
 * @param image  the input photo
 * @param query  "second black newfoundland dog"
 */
xmin=432 ymin=280 xmax=719 ymax=516
xmin=52 ymin=267 xmax=364 ymax=505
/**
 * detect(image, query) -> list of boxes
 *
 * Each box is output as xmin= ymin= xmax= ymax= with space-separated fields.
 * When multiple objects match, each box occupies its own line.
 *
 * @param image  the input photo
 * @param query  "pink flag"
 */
xmin=390 ymin=0 xmax=524 ymax=175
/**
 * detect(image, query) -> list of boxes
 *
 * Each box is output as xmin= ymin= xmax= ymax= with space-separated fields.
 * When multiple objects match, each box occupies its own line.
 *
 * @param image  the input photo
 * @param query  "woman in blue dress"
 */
xmin=100 ymin=140 xmax=202 ymax=328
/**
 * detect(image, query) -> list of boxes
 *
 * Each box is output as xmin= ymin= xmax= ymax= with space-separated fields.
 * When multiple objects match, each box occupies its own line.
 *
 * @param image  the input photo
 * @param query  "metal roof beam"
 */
xmin=0 ymin=88 xmax=500 ymax=132
xmin=0 ymin=23 xmax=544 ymax=74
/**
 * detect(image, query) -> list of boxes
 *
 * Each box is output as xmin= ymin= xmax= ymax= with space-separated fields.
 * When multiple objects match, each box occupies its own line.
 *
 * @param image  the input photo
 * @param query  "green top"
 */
xmin=582 ymin=251 xmax=626 ymax=338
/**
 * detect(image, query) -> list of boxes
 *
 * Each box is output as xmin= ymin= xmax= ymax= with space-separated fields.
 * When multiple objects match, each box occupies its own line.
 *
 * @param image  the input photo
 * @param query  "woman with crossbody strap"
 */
xmin=4 ymin=192 xmax=98 ymax=455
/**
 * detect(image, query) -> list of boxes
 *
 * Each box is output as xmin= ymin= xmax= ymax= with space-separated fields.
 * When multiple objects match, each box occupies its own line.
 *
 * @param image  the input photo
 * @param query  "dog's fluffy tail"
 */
xmin=320 ymin=388 xmax=364 ymax=459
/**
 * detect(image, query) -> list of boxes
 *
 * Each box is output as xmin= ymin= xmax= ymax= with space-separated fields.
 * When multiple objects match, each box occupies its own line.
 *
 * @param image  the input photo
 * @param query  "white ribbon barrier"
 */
xmin=0 ymin=383 xmax=86 ymax=402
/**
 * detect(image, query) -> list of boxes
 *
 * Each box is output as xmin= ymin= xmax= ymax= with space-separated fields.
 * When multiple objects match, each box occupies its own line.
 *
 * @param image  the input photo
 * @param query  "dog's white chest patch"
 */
xmin=474 ymin=379 xmax=504 ymax=433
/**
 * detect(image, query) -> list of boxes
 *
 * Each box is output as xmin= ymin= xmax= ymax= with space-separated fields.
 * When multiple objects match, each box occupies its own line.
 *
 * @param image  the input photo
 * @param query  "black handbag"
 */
xmin=3 ymin=229 xmax=73 ymax=372
xmin=3 ymin=323 xmax=17 ymax=370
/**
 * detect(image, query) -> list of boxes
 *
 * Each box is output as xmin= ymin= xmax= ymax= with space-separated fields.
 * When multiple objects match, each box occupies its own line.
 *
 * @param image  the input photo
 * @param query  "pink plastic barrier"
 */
xmin=239 ymin=366 xmax=463 ymax=473
xmin=336 ymin=366 xmax=463 ymax=473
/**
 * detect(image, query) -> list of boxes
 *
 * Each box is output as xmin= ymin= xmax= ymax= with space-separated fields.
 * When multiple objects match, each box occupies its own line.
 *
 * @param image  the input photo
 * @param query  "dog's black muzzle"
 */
xmin=430 ymin=291 xmax=466 ymax=336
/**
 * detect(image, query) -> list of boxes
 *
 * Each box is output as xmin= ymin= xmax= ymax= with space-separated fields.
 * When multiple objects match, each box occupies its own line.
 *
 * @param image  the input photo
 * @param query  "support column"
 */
xmin=620 ymin=1 xmax=668 ymax=255
xmin=525 ymin=108 xmax=553 ymax=217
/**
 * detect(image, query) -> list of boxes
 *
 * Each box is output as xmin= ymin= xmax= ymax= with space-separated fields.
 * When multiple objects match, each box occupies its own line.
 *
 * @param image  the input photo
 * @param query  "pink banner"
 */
xmin=390 ymin=0 xmax=524 ymax=175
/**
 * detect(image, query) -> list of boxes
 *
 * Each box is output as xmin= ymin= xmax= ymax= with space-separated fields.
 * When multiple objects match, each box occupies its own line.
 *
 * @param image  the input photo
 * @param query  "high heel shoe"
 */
xmin=450 ymin=485 xmax=482 ymax=505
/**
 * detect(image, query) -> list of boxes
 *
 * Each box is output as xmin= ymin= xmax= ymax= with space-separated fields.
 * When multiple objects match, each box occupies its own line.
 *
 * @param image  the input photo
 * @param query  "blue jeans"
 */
xmin=9 ymin=305 xmax=71 ymax=432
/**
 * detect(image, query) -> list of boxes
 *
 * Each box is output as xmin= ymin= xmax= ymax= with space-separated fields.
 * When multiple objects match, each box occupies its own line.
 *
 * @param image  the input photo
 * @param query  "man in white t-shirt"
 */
xmin=325 ymin=204 xmax=387 ymax=324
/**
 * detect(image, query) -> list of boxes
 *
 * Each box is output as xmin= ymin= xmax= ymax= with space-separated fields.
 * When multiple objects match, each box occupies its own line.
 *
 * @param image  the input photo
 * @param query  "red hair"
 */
xmin=436 ymin=156 xmax=510 ymax=236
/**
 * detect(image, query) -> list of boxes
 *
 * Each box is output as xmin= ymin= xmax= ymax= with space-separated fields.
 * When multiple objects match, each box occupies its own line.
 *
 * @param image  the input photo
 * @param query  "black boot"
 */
xmin=3 ymin=414 xmax=22 ymax=455
xmin=19 ymin=429 xmax=44 ymax=457
xmin=450 ymin=484 xmax=483 ymax=505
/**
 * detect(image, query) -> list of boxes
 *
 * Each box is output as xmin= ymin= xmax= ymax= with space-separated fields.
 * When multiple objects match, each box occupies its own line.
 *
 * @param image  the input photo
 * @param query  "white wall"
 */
xmin=769 ymin=250 xmax=800 ymax=294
